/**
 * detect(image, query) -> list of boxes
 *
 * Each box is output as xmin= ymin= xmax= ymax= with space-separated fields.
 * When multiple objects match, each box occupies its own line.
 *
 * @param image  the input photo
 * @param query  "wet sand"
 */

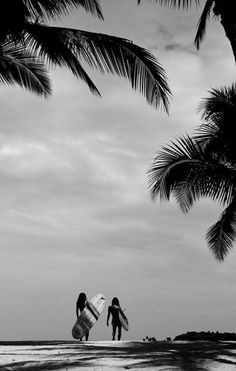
xmin=0 ymin=340 xmax=236 ymax=370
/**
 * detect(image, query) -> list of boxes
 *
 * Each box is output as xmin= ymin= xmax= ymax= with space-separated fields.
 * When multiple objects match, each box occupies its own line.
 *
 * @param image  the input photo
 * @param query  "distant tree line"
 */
xmin=175 ymin=331 xmax=236 ymax=341
xmin=143 ymin=336 xmax=172 ymax=342
xmin=143 ymin=331 xmax=236 ymax=342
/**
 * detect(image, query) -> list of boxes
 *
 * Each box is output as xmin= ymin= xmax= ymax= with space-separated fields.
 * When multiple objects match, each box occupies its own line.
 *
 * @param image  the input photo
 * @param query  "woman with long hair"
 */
xmin=107 ymin=297 xmax=126 ymax=340
xmin=76 ymin=292 xmax=89 ymax=341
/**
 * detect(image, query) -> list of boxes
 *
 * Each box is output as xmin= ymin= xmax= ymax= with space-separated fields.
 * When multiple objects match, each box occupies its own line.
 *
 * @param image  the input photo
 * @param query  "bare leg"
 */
xmin=118 ymin=325 xmax=122 ymax=341
xmin=112 ymin=324 xmax=117 ymax=340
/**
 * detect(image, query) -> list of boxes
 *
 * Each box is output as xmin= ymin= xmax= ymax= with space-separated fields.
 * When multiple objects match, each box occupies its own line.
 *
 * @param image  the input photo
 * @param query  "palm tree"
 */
xmin=138 ymin=0 xmax=236 ymax=63
xmin=148 ymin=85 xmax=236 ymax=261
xmin=0 ymin=0 xmax=171 ymax=111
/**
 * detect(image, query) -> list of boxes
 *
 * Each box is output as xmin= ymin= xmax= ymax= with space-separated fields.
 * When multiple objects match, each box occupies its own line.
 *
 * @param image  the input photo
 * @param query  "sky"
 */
xmin=0 ymin=0 xmax=236 ymax=342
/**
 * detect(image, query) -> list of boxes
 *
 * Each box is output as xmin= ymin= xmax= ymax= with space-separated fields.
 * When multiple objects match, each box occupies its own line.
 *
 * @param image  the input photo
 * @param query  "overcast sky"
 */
xmin=0 ymin=0 xmax=236 ymax=341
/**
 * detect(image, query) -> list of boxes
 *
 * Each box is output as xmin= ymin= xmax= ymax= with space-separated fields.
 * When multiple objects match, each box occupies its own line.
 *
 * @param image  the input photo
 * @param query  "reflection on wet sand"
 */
xmin=0 ymin=340 xmax=236 ymax=370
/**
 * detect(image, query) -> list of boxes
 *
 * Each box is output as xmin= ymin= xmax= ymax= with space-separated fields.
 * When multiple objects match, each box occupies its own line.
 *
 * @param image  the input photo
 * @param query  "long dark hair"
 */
xmin=77 ymin=292 xmax=87 ymax=311
xmin=112 ymin=297 xmax=119 ymax=306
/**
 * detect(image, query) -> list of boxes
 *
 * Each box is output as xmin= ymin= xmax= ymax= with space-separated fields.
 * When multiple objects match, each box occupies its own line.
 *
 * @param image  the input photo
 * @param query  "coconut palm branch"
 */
xmin=199 ymin=85 xmax=236 ymax=122
xmin=0 ymin=41 xmax=51 ymax=97
xmin=194 ymin=0 xmax=214 ymax=49
xmin=23 ymin=24 xmax=171 ymax=110
xmin=1 ymin=1 xmax=171 ymax=108
xmin=149 ymin=135 xmax=235 ymax=209
xmin=206 ymin=197 xmax=236 ymax=261
xmin=24 ymin=0 xmax=103 ymax=20
xmin=2 ymin=0 xmax=103 ymax=20
xmin=137 ymin=0 xmax=199 ymax=9
xmin=196 ymin=85 xmax=236 ymax=162
xmin=148 ymin=135 xmax=205 ymax=204
xmin=0 ymin=0 xmax=103 ymax=43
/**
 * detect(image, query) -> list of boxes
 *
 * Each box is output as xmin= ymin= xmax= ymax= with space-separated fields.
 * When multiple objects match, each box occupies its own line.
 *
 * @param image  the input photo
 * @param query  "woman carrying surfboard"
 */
xmin=76 ymin=292 xmax=89 ymax=341
xmin=72 ymin=293 xmax=106 ymax=340
xmin=107 ymin=297 xmax=128 ymax=340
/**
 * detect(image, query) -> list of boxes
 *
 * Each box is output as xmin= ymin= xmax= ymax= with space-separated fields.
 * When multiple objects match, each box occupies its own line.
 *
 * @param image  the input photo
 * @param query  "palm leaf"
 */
xmin=198 ymin=85 xmax=236 ymax=122
xmin=196 ymin=85 xmax=236 ymax=162
xmin=176 ymin=161 xmax=235 ymax=211
xmin=172 ymin=165 xmax=234 ymax=213
xmin=137 ymin=0 xmax=200 ymax=10
xmin=0 ymin=0 xmax=103 ymax=45
xmin=24 ymin=0 xmax=103 ymax=20
xmin=206 ymin=198 xmax=236 ymax=261
xmin=194 ymin=0 xmax=214 ymax=49
xmin=24 ymin=24 xmax=171 ymax=110
xmin=24 ymin=24 xmax=101 ymax=95
xmin=0 ymin=42 xmax=51 ymax=97
xmin=148 ymin=135 xmax=235 ymax=210
xmin=194 ymin=121 xmax=220 ymax=146
xmin=194 ymin=122 xmax=236 ymax=164
xmin=148 ymin=135 xmax=205 ymax=201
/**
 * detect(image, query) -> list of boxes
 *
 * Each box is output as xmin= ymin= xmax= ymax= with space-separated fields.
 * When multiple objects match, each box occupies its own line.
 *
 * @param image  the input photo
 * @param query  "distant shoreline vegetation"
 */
xmin=175 ymin=331 xmax=236 ymax=341
xmin=143 ymin=332 xmax=236 ymax=342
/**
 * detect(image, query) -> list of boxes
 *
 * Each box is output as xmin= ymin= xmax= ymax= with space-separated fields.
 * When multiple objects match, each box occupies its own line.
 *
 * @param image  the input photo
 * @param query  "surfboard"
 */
xmin=72 ymin=293 xmax=105 ymax=339
xmin=119 ymin=310 xmax=129 ymax=331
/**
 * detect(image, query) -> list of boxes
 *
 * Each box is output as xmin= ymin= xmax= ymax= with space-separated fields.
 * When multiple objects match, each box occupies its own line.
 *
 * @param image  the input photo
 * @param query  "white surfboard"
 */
xmin=72 ymin=293 xmax=105 ymax=339
xmin=119 ymin=309 xmax=129 ymax=331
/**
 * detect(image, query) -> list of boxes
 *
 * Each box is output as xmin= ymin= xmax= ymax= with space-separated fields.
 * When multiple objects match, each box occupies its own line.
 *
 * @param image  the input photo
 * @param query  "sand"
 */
xmin=0 ymin=340 xmax=236 ymax=370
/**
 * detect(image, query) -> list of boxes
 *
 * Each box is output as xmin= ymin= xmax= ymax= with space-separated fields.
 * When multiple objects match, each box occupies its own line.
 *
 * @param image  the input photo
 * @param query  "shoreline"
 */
xmin=1 ymin=340 xmax=236 ymax=370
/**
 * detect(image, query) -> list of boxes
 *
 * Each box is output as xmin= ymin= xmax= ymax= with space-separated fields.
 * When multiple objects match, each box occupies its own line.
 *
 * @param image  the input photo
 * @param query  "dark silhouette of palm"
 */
xmin=148 ymin=85 xmax=236 ymax=261
xmin=138 ymin=0 xmax=236 ymax=63
xmin=0 ymin=0 xmax=171 ymax=111
xmin=0 ymin=41 xmax=51 ymax=96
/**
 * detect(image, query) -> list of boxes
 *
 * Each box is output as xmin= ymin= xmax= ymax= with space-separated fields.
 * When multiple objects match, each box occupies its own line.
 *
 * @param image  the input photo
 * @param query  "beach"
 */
xmin=1 ymin=340 xmax=236 ymax=370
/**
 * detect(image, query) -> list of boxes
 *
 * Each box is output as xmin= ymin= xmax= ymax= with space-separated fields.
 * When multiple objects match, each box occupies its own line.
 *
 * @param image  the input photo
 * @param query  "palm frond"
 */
xmin=195 ymin=85 xmax=236 ymax=162
xmin=0 ymin=0 xmax=103 ymax=44
xmin=206 ymin=198 xmax=236 ymax=261
xmin=2 ymin=0 xmax=103 ymax=22
xmin=194 ymin=121 xmax=220 ymax=145
xmin=179 ymin=162 xmax=235 ymax=209
xmin=194 ymin=0 xmax=214 ymax=49
xmin=24 ymin=0 xmax=103 ymax=20
xmin=198 ymin=85 xmax=236 ymax=122
xmin=194 ymin=121 xmax=236 ymax=164
xmin=148 ymin=135 xmax=205 ymax=202
xmin=0 ymin=42 xmax=51 ymax=97
xmin=137 ymin=0 xmax=200 ymax=10
xmin=24 ymin=24 xmax=171 ymax=110
xmin=24 ymin=24 xmax=101 ymax=95
xmin=148 ymin=134 xmax=235 ymax=211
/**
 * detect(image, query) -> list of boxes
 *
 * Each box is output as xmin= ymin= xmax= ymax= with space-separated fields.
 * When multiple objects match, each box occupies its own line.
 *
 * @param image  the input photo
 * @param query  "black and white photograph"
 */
xmin=1 ymin=1 xmax=236 ymax=370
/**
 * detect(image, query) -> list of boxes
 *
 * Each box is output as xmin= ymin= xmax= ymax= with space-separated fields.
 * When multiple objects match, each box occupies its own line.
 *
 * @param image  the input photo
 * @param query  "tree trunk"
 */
xmin=215 ymin=1 xmax=236 ymax=63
